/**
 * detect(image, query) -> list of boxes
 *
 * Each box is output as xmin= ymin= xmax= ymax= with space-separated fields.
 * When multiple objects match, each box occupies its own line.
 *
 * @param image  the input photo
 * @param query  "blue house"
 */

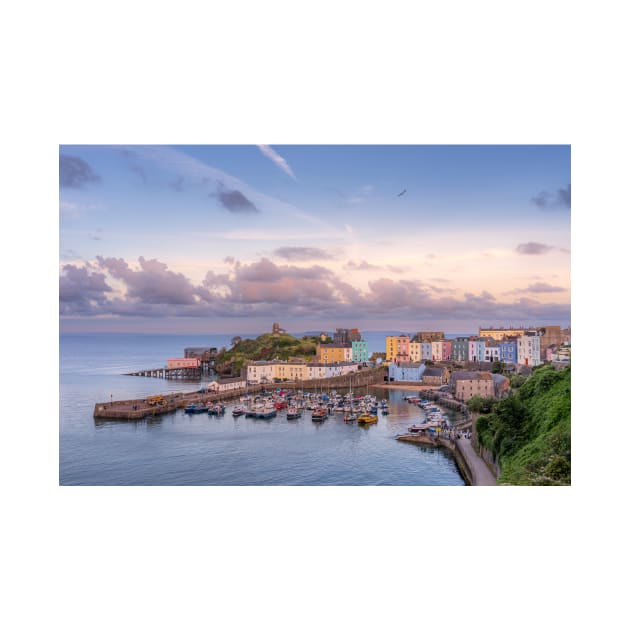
xmin=388 ymin=362 xmax=426 ymax=382
xmin=498 ymin=340 xmax=518 ymax=363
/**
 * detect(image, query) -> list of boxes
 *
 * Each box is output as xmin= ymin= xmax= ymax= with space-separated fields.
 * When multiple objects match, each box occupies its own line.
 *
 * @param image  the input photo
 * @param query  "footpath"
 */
xmin=456 ymin=435 xmax=497 ymax=486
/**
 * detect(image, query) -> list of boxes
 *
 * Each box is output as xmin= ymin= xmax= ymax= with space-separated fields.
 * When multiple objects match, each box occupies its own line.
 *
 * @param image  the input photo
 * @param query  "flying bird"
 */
xmin=397 ymin=189 xmax=407 ymax=197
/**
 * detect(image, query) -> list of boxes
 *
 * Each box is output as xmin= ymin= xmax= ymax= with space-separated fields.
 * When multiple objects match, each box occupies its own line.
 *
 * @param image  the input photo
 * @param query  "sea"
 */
xmin=59 ymin=332 xmax=467 ymax=485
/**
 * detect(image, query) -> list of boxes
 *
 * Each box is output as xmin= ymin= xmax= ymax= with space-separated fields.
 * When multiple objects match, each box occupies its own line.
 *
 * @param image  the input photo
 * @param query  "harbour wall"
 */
xmin=94 ymin=368 xmax=386 ymax=420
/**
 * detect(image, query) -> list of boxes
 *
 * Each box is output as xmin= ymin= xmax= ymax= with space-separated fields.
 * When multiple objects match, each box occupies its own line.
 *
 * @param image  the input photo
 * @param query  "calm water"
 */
xmin=60 ymin=333 xmax=465 ymax=485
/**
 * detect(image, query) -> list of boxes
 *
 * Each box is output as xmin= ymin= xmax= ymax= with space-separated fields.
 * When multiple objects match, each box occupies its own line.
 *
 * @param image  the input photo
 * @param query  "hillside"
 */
xmin=475 ymin=365 xmax=571 ymax=485
xmin=214 ymin=333 xmax=320 ymax=376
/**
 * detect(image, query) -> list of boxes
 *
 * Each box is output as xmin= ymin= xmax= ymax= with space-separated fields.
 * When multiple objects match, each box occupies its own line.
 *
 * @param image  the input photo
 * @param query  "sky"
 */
xmin=59 ymin=145 xmax=571 ymax=334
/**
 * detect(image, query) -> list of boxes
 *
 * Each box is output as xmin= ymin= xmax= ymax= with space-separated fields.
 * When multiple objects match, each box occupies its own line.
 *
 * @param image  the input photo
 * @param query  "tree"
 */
xmin=230 ymin=336 xmax=242 ymax=347
xmin=492 ymin=361 xmax=506 ymax=374
xmin=466 ymin=395 xmax=496 ymax=414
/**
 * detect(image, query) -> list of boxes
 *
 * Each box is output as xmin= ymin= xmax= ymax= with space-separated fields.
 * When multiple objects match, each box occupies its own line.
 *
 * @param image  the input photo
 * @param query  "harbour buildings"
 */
xmin=246 ymin=360 xmax=359 ymax=384
xmin=333 ymin=328 xmax=362 ymax=344
xmin=414 ymin=331 xmax=445 ymax=342
xmin=386 ymin=335 xmax=411 ymax=363
xmin=351 ymin=340 xmax=369 ymax=363
xmin=388 ymin=362 xmax=426 ymax=382
xmin=498 ymin=339 xmax=518 ymax=363
xmin=451 ymin=337 xmax=470 ymax=362
xmin=317 ymin=343 xmax=353 ymax=364
xmin=167 ymin=357 xmax=200 ymax=369
xmin=450 ymin=371 xmax=495 ymax=402
xmin=468 ymin=339 xmax=486 ymax=363
xmin=517 ymin=331 xmax=542 ymax=367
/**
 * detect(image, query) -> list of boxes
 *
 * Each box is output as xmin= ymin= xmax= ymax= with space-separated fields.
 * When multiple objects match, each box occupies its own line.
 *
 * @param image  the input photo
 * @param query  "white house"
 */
xmin=207 ymin=377 xmax=247 ymax=392
xmin=517 ymin=333 xmax=542 ymax=367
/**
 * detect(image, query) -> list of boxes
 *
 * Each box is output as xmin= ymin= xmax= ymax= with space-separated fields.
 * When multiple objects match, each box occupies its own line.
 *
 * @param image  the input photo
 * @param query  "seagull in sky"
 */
xmin=397 ymin=189 xmax=407 ymax=197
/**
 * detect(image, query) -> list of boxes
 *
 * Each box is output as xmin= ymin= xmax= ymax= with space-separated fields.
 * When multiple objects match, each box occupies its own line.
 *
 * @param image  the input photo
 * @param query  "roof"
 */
xmin=217 ymin=377 xmax=246 ymax=384
xmin=491 ymin=374 xmax=509 ymax=385
xmin=423 ymin=367 xmax=446 ymax=377
xmin=451 ymin=371 xmax=493 ymax=381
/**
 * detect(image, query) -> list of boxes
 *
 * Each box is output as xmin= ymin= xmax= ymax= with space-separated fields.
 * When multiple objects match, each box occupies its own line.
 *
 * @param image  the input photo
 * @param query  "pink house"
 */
xmin=396 ymin=335 xmax=410 ymax=362
xmin=442 ymin=340 xmax=452 ymax=360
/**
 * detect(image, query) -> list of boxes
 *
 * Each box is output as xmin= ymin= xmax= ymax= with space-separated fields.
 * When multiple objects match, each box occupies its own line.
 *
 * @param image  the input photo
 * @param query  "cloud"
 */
xmin=273 ymin=246 xmax=335 ymax=261
xmin=257 ymin=145 xmax=296 ymax=180
xmin=59 ymin=155 xmax=100 ymax=189
xmin=59 ymin=263 xmax=112 ymax=313
xmin=60 ymin=255 xmax=571 ymax=324
xmin=213 ymin=185 xmax=259 ymax=213
xmin=516 ymin=242 xmax=554 ymax=255
xmin=531 ymin=184 xmax=571 ymax=210
xmin=514 ymin=283 xmax=567 ymax=294
xmin=96 ymin=256 xmax=202 ymax=305
xmin=344 ymin=260 xmax=406 ymax=273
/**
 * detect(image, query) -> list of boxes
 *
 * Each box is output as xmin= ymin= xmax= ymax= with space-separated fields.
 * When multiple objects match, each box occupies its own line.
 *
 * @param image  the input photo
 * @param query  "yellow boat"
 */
xmin=357 ymin=413 xmax=378 ymax=424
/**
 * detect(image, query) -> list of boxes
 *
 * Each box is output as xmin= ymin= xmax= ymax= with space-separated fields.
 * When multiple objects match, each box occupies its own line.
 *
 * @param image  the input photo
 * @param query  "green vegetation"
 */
xmin=214 ymin=333 xmax=319 ymax=375
xmin=466 ymin=395 xmax=497 ymax=414
xmin=475 ymin=365 xmax=570 ymax=485
xmin=491 ymin=361 xmax=506 ymax=374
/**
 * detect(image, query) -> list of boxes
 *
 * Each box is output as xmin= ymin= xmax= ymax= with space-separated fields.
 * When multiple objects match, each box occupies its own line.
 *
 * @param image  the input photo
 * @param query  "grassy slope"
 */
xmin=476 ymin=365 xmax=571 ymax=485
xmin=214 ymin=333 xmax=319 ymax=375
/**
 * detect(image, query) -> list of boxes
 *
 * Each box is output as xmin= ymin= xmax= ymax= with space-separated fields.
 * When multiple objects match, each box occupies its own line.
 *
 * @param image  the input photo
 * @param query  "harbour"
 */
xmin=61 ymin=332 xmax=466 ymax=486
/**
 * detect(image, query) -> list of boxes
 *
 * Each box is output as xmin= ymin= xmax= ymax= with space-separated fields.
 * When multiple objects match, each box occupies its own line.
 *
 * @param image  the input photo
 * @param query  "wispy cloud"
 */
xmin=510 ymin=283 xmax=568 ymax=294
xmin=125 ymin=145 xmax=337 ymax=231
xmin=273 ymin=246 xmax=335 ymax=261
xmin=344 ymin=260 xmax=406 ymax=273
xmin=516 ymin=242 xmax=554 ymax=255
xmin=516 ymin=242 xmax=570 ymax=255
xmin=257 ymin=145 xmax=297 ymax=180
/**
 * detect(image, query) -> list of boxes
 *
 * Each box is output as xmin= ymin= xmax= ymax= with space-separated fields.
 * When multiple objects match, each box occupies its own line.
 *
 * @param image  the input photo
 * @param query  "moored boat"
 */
xmin=286 ymin=406 xmax=302 ymax=420
xmin=311 ymin=407 xmax=328 ymax=422
xmin=357 ymin=413 xmax=378 ymax=424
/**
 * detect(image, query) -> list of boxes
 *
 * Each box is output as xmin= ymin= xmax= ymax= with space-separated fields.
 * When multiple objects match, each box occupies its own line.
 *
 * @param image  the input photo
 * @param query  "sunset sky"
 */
xmin=59 ymin=145 xmax=570 ymax=334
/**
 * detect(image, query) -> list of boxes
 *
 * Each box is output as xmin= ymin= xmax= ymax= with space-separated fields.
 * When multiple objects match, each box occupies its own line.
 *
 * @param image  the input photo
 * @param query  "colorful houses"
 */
xmin=385 ymin=335 xmax=411 ymax=362
xmin=246 ymin=360 xmax=359 ymax=384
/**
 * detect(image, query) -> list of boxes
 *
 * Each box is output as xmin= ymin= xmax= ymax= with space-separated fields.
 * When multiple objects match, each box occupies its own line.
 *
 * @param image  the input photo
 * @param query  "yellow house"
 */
xmin=409 ymin=341 xmax=422 ymax=362
xmin=386 ymin=335 xmax=410 ymax=362
xmin=479 ymin=327 xmax=526 ymax=341
xmin=317 ymin=344 xmax=351 ymax=364
xmin=385 ymin=336 xmax=398 ymax=362
xmin=273 ymin=362 xmax=308 ymax=381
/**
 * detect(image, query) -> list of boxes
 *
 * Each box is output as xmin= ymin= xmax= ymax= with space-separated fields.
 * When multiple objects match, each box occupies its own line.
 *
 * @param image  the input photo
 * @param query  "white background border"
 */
xmin=4 ymin=1 xmax=624 ymax=628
